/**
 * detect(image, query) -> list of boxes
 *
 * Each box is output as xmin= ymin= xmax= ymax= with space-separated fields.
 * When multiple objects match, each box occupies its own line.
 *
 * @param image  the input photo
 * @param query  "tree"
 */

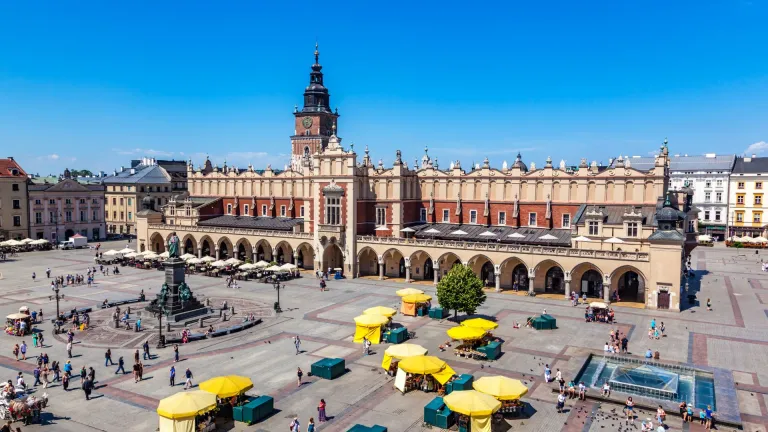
xmin=436 ymin=264 xmax=486 ymax=320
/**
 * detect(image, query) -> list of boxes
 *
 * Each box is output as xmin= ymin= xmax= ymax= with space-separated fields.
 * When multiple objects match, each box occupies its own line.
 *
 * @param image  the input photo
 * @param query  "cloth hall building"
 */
xmin=135 ymin=47 xmax=697 ymax=311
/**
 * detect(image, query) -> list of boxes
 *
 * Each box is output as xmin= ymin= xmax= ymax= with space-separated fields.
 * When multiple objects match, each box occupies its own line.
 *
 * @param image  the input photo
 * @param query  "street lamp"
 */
xmin=50 ymin=286 xmax=64 ymax=319
xmin=273 ymin=280 xmax=284 ymax=313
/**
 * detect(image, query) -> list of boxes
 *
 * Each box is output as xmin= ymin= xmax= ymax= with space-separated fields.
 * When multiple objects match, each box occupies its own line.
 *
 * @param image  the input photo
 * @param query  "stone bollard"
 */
xmin=167 ymin=323 xmax=171 ymax=332
xmin=114 ymin=318 xmax=120 ymax=329
xmin=126 ymin=306 xmax=131 ymax=315
xmin=205 ymin=298 xmax=211 ymax=307
xmin=222 ymin=313 xmax=227 ymax=322
xmin=199 ymin=318 xmax=205 ymax=328
xmin=219 ymin=310 xmax=223 ymax=318
xmin=230 ymin=306 xmax=235 ymax=315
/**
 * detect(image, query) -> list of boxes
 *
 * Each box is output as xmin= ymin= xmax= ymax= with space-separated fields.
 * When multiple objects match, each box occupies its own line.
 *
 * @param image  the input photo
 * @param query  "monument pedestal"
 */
xmin=146 ymin=257 xmax=209 ymax=322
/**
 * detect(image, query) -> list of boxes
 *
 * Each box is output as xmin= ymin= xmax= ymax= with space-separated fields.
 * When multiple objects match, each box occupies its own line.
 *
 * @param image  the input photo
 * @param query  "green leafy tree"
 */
xmin=436 ymin=265 xmax=487 ymax=320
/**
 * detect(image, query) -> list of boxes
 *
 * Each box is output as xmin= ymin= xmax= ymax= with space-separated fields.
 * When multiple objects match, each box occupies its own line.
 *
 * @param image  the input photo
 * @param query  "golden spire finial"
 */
xmin=314 ymin=42 xmax=319 ymax=64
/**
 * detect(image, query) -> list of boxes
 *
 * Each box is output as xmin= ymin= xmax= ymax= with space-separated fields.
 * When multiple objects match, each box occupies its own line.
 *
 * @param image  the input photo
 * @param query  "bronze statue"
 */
xmin=167 ymin=232 xmax=180 ymax=258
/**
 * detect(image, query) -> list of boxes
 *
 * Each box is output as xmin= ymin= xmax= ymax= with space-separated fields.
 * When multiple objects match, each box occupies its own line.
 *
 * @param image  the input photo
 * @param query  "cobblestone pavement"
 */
xmin=0 ymin=242 xmax=766 ymax=431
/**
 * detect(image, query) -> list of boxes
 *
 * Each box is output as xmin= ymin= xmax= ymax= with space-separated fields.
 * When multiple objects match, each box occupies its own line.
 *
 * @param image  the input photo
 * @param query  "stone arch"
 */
xmin=382 ymin=248 xmax=406 ymax=278
xmin=274 ymin=241 xmax=294 ymax=265
xmin=468 ymin=254 xmax=495 ymax=287
xmin=533 ymin=259 xmax=565 ymax=293
xmin=181 ymin=234 xmax=197 ymax=255
xmin=609 ymin=265 xmax=647 ymax=303
xmin=409 ymin=250 xmax=434 ymax=281
xmin=322 ymin=243 xmax=344 ymax=274
xmin=498 ymin=257 xmax=528 ymax=290
xmin=149 ymin=232 xmax=165 ymax=253
xmin=358 ymin=246 xmax=379 ymax=277
xmin=435 ymin=251 xmax=462 ymax=282
xmin=572 ymin=262 xmax=605 ymax=299
xmin=254 ymin=239 xmax=273 ymax=262
xmin=235 ymin=238 xmax=252 ymax=261
xmin=198 ymin=235 xmax=214 ymax=257
xmin=216 ymin=237 xmax=233 ymax=259
xmin=295 ymin=242 xmax=314 ymax=270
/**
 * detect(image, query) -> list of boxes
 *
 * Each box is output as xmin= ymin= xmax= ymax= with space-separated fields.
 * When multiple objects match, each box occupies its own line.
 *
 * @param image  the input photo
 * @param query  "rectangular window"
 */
xmin=157 ymin=198 xmax=161 ymax=206
xmin=420 ymin=208 xmax=427 ymax=222
xmin=736 ymin=212 xmax=744 ymax=222
xmin=704 ymin=192 xmax=711 ymax=202
xmin=120 ymin=186 xmax=124 ymax=192
xmin=261 ymin=205 xmax=267 ymax=216
xmin=227 ymin=204 xmax=232 ymax=215
xmin=65 ymin=211 xmax=72 ymax=222
xmin=12 ymin=183 xmax=19 ymax=191
xmin=35 ymin=212 xmax=42 ymax=224
xmin=80 ymin=210 xmax=86 ymax=222
xmin=704 ymin=211 xmax=710 ymax=220
xmin=688 ymin=220 xmax=695 ymax=233
xmin=92 ymin=198 xmax=98 ymax=204
xmin=442 ymin=209 xmax=450 ymax=223
xmin=244 ymin=204 xmax=249 ymax=216
xmin=119 ymin=198 xmax=124 ymax=205
xmin=127 ymin=198 xmax=132 ymax=206
xmin=120 ymin=211 xmax=124 ymax=220
xmin=300 ymin=206 xmax=305 ymax=218
xmin=376 ymin=207 xmax=386 ymax=226
xmin=469 ymin=210 xmax=477 ymax=224
xmin=112 ymin=211 xmax=117 ymax=220
xmin=92 ymin=210 xmax=98 ymax=221
xmin=737 ymin=195 xmax=745 ymax=204
xmin=754 ymin=213 xmax=762 ymax=223
xmin=756 ymin=195 xmax=763 ymax=205
xmin=588 ymin=221 xmax=599 ymax=236
xmin=716 ymin=192 xmax=722 ymax=203
xmin=738 ymin=182 xmax=745 ymax=189
xmin=715 ymin=211 xmax=721 ymax=221
xmin=528 ymin=212 xmax=537 ymax=227
xmin=112 ymin=198 xmax=116 ymax=205
xmin=562 ymin=214 xmax=570 ymax=228
xmin=128 ymin=212 xmax=132 ymax=221
xmin=49 ymin=199 xmax=55 ymax=205
xmin=65 ymin=199 xmax=71 ymax=205
xmin=498 ymin=211 xmax=506 ymax=225
xmin=758 ymin=182 xmax=763 ymax=189
xmin=626 ymin=222 xmax=638 ymax=237
xmin=34 ymin=199 xmax=41 ymax=205
xmin=79 ymin=199 xmax=85 ymax=204
xmin=50 ymin=212 xmax=55 ymax=223
xmin=280 ymin=205 xmax=286 ymax=217
xmin=716 ymin=179 xmax=723 ymax=187
xmin=705 ymin=181 xmax=711 ymax=188
xmin=13 ymin=216 xmax=20 ymax=227
xmin=325 ymin=197 xmax=341 ymax=225
xmin=12 ymin=199 xmax=20 ymax=209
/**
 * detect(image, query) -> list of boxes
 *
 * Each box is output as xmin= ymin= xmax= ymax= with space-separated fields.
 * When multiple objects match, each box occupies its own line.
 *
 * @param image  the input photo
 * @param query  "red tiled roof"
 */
xmin=0 ymin=159 xmax=27 ymax=178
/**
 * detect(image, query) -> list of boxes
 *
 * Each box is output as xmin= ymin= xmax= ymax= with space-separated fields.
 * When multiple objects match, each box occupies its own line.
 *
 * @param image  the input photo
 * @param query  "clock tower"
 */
xmin=291 ymin=43 xmax=340 ymax=172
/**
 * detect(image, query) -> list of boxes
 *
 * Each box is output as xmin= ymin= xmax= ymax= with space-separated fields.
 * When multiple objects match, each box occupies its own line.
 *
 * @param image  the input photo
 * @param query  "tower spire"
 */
xmin=314 ymin=42 xmax=319 ymax=65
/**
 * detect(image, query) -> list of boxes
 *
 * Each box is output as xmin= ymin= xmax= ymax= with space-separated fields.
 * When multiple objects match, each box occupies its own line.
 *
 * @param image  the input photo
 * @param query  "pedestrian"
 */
xmin=706 ymin=298 xmax=712 ymax=311
xmin=32 ymin=272 xmax=36 ymax=282
xmin=115 ymin=356 xmax=125 ymax=374
xmin=184 ymin=368 xmax=193 ymax=389
xmin=20 ymin=342 xmax=27 ymax=360
xmin=67 ymin=341 xmax=72 ymax=358
xmin=621 ymin=336 xmax=629 ymax=354
xmin=33 ymin=366 xmax=41 ymax=386
xmin=656 ymin=405 xmax=666 ymax=425
xmin=555 ymin=368 xmax=562 ymax=382
xmin=650 ymin=318 xmax=656 ymax=330
xmin=297 ymin=367 xmax=303 ymax=387
xmin=133 ymin=362 xmax=140 ymax=383
xmin=82 ymin=377 xmax=93 ymax=400
xmin=544 ymin=364 xmax=551 ymax=382
xmin=63 ymin=360 xmax=72 ymax=377
xmin=62 ymin=372 xmax=69 ymax=391
xmin=46 ymin=268 xmax=51 ymax=278
xmin=294 ymin=336 xmax=301 ymax=355
xmin=38 ymin=332 xmax=44 ymax=347
xmin=173 ymin=344 xmax=179 ymax=362
xmin=307 ymin=417 xmax=315 ymax=432
xmin=12 ymin=344 xmax=19 ymax=361
xmin=556 ymin=391 xmax=566 ymax=413
xmin=134 ymin=349 xmax=140 ymax=364
xmin=80 ymin=366 xmax=87 ymax=382
xmin=42 ymin=367 xmax=50 ymax=389
xmin=290 ymin=416 xmax=300 ymax=432
xmin=318 ymin=398 xmax=328 ymax=422
xmin=143 ymin=341 xmax=150 ymax=360
xmin=578 ymin=381 xmax=586 ymax=400
xmin=105 ymin=349 xmax=114 ymax=366
xmin=170 ymin=366 xmax=176 ymax=386
xmin=660 ymin=322 xmax=665 ymax=337
xmin=52 ymin=361 xmax=60 ymax=381
xmin=705 ymin=405 xmax=714 ymax=429
xmin=32 ymin=332 xmax=38 ymax=348
xmin=138 ymin=362 xmax=144 ymax=381
xmin=625 ymin=396 xmax=635 ymax=422
xmin=88 ymin=366 xmax=96 ymax=383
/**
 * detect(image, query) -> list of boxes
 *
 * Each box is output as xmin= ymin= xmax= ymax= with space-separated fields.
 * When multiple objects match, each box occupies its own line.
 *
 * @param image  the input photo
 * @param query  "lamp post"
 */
xmin=50 ymin=285 xmax=64 ymax=319
xmin=154 ymin=306 xmax=167 ymax=349
xmin=273 ymin=280 xmax=284 ymax=313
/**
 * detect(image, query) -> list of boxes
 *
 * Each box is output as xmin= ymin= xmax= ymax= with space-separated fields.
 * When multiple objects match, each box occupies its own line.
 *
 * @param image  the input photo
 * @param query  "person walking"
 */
xmin=62 ymin=372 xmax=69 ymax=391
xmin=170 ymin=366 xmax=176 ymax=387
xmin=115 ymin=356 xmax=125 ymax=375
xmin=38 ymin=332 xmax=44 ymax=348
xmin=105 ymin=349 xmax=114 ymax=366
xmin=307 ymin=417 xmax=316 ymax=432
xmin=184 ymin=368 xmax=193 ymax=390
xmin=625 ymin=396 xmax=635 ymax=423
xmin=33 ymin=366 xmax=42 ymax=386
xmin=297 ymin=367 xmax=303 ymax=387
xmin=12 ymin=344 xmax=19 ymax=361
xmin=290 ymin=417 xmax=301 ymax=432
xmin=88 ymin=367 xmax=96 ymax=384
xmin=82 ymin=377 xmax=93 ymax=400
xmin=52 ymin=361 xmax=60 ymax=382
xmin=46 ymin=268 xmax=51 ymax=278
xmin=79 ymin=366 xmax=87 ymax=382
xmin=134 ymin=349 xmax=140 ymax=364
xmin=143 ymin=341 xmax=150 ymax=360
xmin=294 ymin=336 xmax=301 ymax=355
xmin=32 ymin=332 xmax=38 ymax=348
xmin=173 ymin=344 xmax=179 ymax=362
xmin=32 ymin=272 xmax=36 ymax=282
xmin=317 ymin=399 xmax=328 ymax=422
xmin=42 ymin=367 xmax=50 ymax=389
xmin=63 ymin=360 xmax=72 ymax=378
xmin=132 ymin=362 xmax=141 ymax=383
xmin=556 ymin=391 xmax=566 ymax=413
xmin=706 ymin=298 xmax=712 ymax=311
xmin=67 ymin=341 xmax=72 ymax=358
xmin=544 ymin=364 xmax=552 ymax=382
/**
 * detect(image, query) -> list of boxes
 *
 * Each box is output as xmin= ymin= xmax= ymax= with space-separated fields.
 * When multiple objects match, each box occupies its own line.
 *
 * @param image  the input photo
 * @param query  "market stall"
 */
xmin=199 ymin=375 xmax=253 ymax=398
xmin=5 ymin=313 xmax=32 ymax=336
xmin=460 ymin=318 xmax=499 ymax=331
xmin=157 ymin=390 xmax=217 ymax=432
xmin=400 ymin=293 xmax=432 ymax=317
xmin=395 ymin=355 xmax=456 ymax=394
xmin=472 ymin=376 xmax=528 ymax=417
xmin=396 ymin=288 xmax=424 ymax=297
xmin=381 ymin=343 xmax=428 ymax=375
xmin=446 ymin=326 xmax=500 ymax=360
xmin=443 ymin=390 xmax=501 ymax=432
xmin=363 ymin=306 xmax=397 ymax=318
xmin=353 ymin=314 xmax=389 ymax=344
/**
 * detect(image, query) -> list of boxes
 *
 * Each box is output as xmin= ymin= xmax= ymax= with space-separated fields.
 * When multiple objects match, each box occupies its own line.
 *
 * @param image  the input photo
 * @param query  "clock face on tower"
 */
xmin=302 ymin=116 xmax=313 ymax=129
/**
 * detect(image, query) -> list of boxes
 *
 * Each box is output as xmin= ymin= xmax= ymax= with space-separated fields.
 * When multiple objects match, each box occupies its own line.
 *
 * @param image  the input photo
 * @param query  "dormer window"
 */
xmin=588 ymin=221 xmax=599 ymax=236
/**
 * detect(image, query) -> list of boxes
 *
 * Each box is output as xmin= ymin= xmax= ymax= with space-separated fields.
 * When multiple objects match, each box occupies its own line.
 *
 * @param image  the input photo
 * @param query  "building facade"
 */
xmin=0 ymin=157 xmax=29 ymax=241
xmin=103 ymin=158 xmax=185 ymax=236
xmin=136 ymin=47 xmax=696 ymax=311
xmin=28 ymin=177 xmax=106 ymax=242
xmin=728 ymin=156 xmax=768 ymax=237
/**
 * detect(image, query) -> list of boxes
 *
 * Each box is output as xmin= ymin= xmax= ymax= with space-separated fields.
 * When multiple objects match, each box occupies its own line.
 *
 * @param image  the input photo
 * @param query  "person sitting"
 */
xmin=512 ymin=321 xmax=520 ymax=329
xmin=602 ymin=382 xmax=611 ymax=397
xmin=645 ymin=348 xmax=653 ymax=358
xmin=567 ymin=381 xmax=576 ymax=398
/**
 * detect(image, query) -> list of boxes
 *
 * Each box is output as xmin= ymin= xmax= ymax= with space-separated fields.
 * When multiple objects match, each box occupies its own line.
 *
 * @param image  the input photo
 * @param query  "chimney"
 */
xmin=130 ymin=168 xmax=136 ymax=175
xmin=8 ymin=156 xmax=13 ymax=160
xmin=120 ymin=166 xmax=125 ymax=172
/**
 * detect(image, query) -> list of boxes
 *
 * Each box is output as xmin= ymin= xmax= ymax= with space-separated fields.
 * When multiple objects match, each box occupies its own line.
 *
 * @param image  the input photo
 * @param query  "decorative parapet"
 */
xmin=147 ymin=224 xmax=313 ymax=240
xmin=356 ymin=236 xmax=649 ymax=262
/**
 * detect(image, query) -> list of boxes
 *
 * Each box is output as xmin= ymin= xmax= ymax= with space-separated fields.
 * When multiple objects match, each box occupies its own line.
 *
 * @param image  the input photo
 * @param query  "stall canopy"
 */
xmin=589 ymin=302 xmax=608 ymax=309
xmin=210 ymin=260 xmax=227 ymax=267
xmin=443 ymin=390 xmax=501 ymax=432
xmin=447 ymin=326 xmax=487 ymax=341
xmin=157 ymin=390 xmax=217 ymax=419
xmin=382 ymin=343 xmax=428 ymax=370
xmin=254 ymin=260 xmax=270 ymax=268
xmin=400 ymin=293 xmax=432 ymax=316
xmin=353 ymin=314 xmax=389 ymax=344
xmin=472 ymin=376 xmax=529 ymax=400
xmin=159 ymin=251 xmax=170 ymax=259
xmin=200 ymin=256 xmax=216 ymax=263
xmin=396 ymin=288 xmax=425 ymax=297
xmin=363 ymin=306 xmax=397 ymax=318
xmin=180 ymin=253 xmax=196 ymax=260
xmin=6 ymin=313 xmax=28 ymax=320
xmin=397 ymin=355 xmax=456 ymax=385
xmin=199 ymin=375 xmax=253 ymax=398
xmin=460 ymin=318 xmax=499 ymax=331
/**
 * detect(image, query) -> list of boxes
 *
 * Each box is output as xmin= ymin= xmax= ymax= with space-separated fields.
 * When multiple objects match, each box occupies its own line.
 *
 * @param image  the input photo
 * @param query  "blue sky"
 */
xmin=1 ymin=1 xmax=767 ymax=175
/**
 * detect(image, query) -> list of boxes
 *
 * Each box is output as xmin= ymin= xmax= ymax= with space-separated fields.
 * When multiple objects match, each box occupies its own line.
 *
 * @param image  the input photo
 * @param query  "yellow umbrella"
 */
xmin=443 ymin=390 xmax=502 ymax=416
xmin=473 ymin=376 xmax=529 ymax=400
xmin=397 ymin=355 xmax=447 ymax=375
xmin=157 ymin=391 xmax=217 ymax=419
xmin=198 ymin=375 xmax=254 ymax=398
xmin=447 ymin=326 xmax=487 ymax=341
xmin=461 ymin=318 xmax=499 ymax=331
xmin=401 ymin=293 xmax=432 ymax=303
xmin=382 ymin=343 xmax=428 ymax=370
xmin=396 ymin=287 xmax=425 ymax=297
xmin=363 ymin=306 xmax=397 ymax=318
xmin=354 ymin=314 xmax=389 ymax=326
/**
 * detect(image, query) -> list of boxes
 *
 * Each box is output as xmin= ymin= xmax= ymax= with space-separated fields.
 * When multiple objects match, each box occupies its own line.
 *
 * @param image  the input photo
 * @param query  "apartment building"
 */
xmin=0 ymin=157 xmax=29 ymax=240
xmin=728 ymin=156 xmax=768 ymax=237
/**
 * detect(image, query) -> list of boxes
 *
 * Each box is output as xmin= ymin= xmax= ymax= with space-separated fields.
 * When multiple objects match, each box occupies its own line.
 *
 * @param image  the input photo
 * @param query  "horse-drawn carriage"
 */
xmin=0 ymin=390 xmax=48 ymax=425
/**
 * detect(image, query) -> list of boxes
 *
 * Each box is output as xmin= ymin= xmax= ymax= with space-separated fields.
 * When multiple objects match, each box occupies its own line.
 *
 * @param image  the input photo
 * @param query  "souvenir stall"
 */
xmin=157 ymin=390 xmax=217 ymax=432
xmin=381 ymin=343 xmax=428 ymax=376
xmin=395 ymin=355 xmax=456 ymax=394
xmin=400 ymin=294 xmax=432 ymax=317
xmin=353 ymin=314 xmax=388 ymax=344
xmin=472 ymin=376 xmax=528 ymax=417
xmin=447 ymin=326 xmax=495 ymax=360
xmin=443 ymin=390 xmax=501 ymax=432
xmin=5 ymin=313 xmax=32 ymax=336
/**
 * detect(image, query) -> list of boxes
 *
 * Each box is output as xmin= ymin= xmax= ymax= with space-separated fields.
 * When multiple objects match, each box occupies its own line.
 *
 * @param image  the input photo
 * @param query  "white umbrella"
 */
xmin=375 ymin=226 xmax=390 ymax=231
xmin=538 ymin=234 xmax=558 ymax=240
xmin=210 ymin=260 xmax=227 ymax=267
xmin=187 ymin=257 xmax=203 ymax=265
xmin=450 ymin=230 xmax=468 ymax=235
xmin=573 ymin=236 xmax=593 ymax=242
xmin=265 ymin=265 xmax=285 ymax=272
xmin=118 ymin=247 xmax=134 ymax=254
xmin=32 ymin=239 xmax=49 ymax=245
xmin=4 ymin=240 xmax=23 ymax=246
xmin=589 ymin=302 xmax=608 ymax=309
xmin=103 ymin=249 xmax=121 ymax=256
xmin=238 ymin=263 xmax=256 ymax=270
xmin=754 ymin=236 xmax=768 ymax=243
xmin=400 ymin=227 xmax=415 ymax=233
xmin=603 ymin=237 xmax=625 ymax=244
xmin=124 ymin=252 xmax=140 ymax=258
xmin=479 ymin=231 xmax=497 ymax=237
xmin=200 ymin=256 xmax=216 ymax=263
xmin=142 ymin=252 xmax=159 ymax=260
xmin=254 ymin=260 xmax=270 ymax=268
xmin=180 ymin=253 xmax=196 ymax=260
xmin=423 ymin=228 xmax=441 ymax=234
xmin=224 ymin=258 xmax=242 ymax=266
xmin=507 ymin=233 xmax=525 ymax=239
xmin=20 ymin=238 xmax=34 ymax=244
xmin=159 ymin=251 xmax=170 ymax=259
xmin=281 ymin=263 xmax=297 ymax=270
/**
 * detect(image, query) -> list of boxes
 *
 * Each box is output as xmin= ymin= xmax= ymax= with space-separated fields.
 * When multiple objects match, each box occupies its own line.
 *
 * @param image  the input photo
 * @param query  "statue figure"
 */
xmin=167 ymin=232 xmax=180 ymax=258
xmin=179 ymin=282 xmax=191 ymax=303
